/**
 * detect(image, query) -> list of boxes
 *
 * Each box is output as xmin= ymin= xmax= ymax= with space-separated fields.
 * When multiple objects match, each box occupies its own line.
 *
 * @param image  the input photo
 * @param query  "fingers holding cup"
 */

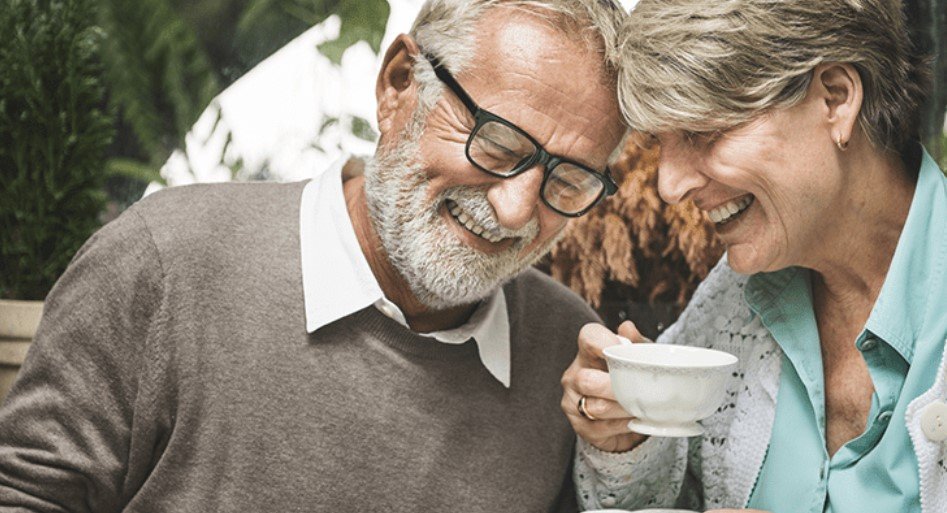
xmin=616 ymin=319 xmax=653 ymax=344
xmin=576 ymin=322 xmax=627 ymax=370
xmin=561 ymin=324 xmax=647 ymax=452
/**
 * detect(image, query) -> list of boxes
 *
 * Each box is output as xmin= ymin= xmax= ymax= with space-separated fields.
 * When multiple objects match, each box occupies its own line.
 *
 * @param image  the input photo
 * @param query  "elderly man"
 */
xmin=0 ymin=0 xmax=626 ymax=511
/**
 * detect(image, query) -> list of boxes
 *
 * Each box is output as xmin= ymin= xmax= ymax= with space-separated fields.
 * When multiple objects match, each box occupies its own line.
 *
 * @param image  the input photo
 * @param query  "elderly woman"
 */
xmin=560 ymin=1 xmax=947 ymax=512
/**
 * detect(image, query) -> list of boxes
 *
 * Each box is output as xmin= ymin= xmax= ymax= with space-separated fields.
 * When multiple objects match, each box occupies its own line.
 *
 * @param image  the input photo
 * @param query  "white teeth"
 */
xmin=446 ymin=200 xmax=503 ymax=243
xmin=708 ymin=196 xmax=753 ymax=224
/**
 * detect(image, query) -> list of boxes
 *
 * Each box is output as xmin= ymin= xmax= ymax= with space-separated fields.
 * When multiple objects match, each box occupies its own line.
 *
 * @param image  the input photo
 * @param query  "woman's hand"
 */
xmin=560 ymin=321 xmax=650 ymax=453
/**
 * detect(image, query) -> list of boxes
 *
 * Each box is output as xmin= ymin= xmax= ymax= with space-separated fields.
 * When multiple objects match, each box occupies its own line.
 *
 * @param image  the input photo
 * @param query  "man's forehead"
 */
xmin=467 ymin=7 xmax=606 ymax=75
xmin=454 ymin=9 xmax=623 ymax=163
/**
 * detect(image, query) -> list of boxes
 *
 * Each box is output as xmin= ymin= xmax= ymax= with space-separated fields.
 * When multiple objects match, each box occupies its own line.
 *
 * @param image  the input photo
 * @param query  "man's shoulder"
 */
xmin=134 ymin=181 xmax=306 ymax=225
xmin=132 ymin=180 xmax=304 ymax=240
xmin=121 ymin=181 xmax=308 ymax=271
xmin=504 ymin=268 xmax=600 ymax=325
xmin=505 ymin=267 xmax=578 ymax=297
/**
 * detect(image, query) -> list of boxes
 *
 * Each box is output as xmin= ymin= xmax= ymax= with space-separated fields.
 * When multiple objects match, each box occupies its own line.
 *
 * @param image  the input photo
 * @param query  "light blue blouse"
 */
xmin=744 ymin=150 xmax=947 ymax=513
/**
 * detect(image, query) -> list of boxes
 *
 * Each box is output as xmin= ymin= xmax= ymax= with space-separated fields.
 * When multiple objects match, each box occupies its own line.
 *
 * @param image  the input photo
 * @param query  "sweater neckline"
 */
xmin=340 ymin=308 xmax=480 ymax=361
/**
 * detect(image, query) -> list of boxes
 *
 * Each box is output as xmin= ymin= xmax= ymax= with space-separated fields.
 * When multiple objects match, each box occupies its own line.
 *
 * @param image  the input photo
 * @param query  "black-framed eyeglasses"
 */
xmin=423 ymin=53 xmax=618 ymax=218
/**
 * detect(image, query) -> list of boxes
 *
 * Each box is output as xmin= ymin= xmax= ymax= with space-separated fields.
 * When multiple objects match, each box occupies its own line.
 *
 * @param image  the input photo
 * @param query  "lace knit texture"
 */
xmin=575 ymin=259 xmax=947 ymax=512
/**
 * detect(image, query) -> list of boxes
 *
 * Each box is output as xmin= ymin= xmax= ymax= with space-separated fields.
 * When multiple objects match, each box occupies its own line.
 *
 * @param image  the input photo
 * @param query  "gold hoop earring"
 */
xmin=835 ymin=134 xmax=849 ymax=151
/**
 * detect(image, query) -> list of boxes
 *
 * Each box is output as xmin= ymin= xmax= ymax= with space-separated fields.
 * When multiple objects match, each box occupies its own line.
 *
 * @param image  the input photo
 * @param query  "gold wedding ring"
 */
xmin=578 ymin=395 xmax=599 ymax=421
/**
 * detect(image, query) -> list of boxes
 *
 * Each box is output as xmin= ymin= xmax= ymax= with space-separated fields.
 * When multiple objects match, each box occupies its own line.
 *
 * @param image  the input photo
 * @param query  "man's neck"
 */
xmin=343 ymin=175 xmax=477 ymax=333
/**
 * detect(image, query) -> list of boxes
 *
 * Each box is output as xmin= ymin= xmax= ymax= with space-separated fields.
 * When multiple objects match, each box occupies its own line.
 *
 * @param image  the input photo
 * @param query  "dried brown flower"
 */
xmin=547 ymin=133 xmax=725 ymax=308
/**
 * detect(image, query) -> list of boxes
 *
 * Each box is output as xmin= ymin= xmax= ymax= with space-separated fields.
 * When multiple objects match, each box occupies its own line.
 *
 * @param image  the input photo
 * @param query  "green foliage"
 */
xmin=98 ymin=0 xmax=220 ymax=174
xmin=0 ymin=0 xmax=390 ymax=298
xmin=315 ymin=1 xmax=390 ymax=64
xmin=96 ymin=0 xmax=389 ymax=188
xmin=0 ymin=0 xmax=114 ymax=300
xmin=351 ymin=115 xmax=378 ymax=142
xmin=236 ymin=0 xmax=389 ymax=65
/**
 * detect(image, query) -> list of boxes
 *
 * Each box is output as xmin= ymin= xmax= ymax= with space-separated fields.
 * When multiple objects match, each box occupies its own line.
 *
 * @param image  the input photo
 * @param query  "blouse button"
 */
xmin=859 ymin=336 xmax=878 ymax=352
xmin=920 ymin=401 xmax=947 ymax=442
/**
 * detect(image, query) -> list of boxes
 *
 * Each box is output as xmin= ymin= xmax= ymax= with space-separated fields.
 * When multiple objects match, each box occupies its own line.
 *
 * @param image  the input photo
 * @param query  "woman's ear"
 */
xmin=376 ymin=34 xmax=422 ymax=141
xmin=813 ymin=63 xmax=863 ymax=149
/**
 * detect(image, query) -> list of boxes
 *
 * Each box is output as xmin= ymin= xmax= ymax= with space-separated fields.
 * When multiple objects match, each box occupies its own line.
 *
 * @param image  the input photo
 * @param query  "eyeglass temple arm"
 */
xmin=604 ymin=169 xmax=619 ymax=194
xmin=424 ymin=54 xmax=481 ymax=115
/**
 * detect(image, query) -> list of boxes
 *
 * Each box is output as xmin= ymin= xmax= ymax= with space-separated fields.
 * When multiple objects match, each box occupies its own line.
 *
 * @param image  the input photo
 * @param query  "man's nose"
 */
xmin=486 ymin=165 xmax=545 ymax=231
xmin=657 ymin=146 xmax=708 ymax=205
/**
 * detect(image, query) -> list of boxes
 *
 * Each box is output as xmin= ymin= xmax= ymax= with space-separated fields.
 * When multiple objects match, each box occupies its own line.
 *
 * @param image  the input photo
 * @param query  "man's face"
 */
xmin=365 ymin=8 xmax=624 ymax=309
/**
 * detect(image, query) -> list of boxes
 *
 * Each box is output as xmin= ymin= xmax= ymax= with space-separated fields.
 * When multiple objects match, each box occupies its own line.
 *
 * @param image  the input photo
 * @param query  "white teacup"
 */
xmin=603 ymin=343 xmax=738 ymax=437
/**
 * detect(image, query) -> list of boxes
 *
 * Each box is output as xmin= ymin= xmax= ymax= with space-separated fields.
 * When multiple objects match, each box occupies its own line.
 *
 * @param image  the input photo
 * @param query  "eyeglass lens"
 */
xmin=468 ymin=119 xmax=605 ymax=214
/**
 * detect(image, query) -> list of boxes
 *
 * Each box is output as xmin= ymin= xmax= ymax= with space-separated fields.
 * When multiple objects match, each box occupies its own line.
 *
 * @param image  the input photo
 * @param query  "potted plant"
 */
xmin=0 ymin=0 xmax=113 ymax=399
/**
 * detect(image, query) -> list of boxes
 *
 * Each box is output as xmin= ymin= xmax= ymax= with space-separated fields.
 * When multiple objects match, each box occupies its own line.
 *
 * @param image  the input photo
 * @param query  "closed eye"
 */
xmin=480 ymin=135 xmax=520 ymax=158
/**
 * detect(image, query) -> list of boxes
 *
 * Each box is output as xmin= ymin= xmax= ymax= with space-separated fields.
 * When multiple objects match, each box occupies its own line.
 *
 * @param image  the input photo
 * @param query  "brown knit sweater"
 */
xmin=0 ymin=181 xmax=597 ymax=512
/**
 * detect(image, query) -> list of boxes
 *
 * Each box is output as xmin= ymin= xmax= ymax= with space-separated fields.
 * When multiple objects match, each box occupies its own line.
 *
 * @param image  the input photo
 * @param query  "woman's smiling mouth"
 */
xmin=707 ymin=195 xmax=755 ymax=225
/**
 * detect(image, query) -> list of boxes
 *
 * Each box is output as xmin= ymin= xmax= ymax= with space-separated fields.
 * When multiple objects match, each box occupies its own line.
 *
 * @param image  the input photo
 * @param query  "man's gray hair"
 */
xmin=618 ymin=0 xmax=930 ymax=156
xmin=408 ymin=0 xmax=627 ymax=113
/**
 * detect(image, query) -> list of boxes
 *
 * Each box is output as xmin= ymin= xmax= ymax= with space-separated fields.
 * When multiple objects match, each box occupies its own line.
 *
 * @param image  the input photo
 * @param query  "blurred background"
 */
xmin=2 ymin=0 xmax=946 ymax=364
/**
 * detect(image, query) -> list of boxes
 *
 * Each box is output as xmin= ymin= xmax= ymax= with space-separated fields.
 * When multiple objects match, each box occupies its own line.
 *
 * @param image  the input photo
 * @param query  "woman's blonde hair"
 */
xmin=619 ymin=0 xmax=930 ymax=155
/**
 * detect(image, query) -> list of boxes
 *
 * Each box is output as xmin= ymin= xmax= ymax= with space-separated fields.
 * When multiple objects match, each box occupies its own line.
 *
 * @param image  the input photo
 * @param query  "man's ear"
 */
xmin=376 ymin=34 xmax=422 ymax=141
xmin=813 ymin=63 xmax=863 ymax=149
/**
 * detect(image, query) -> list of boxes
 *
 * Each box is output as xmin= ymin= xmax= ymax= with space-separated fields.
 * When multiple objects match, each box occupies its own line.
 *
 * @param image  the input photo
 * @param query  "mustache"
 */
xmin=440 ymin=186 xmax=540 ymax=242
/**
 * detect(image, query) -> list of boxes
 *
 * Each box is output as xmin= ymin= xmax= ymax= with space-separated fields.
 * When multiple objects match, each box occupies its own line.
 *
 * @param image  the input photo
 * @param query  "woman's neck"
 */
xmin=805 ymin=146 xmax=916 ymax=315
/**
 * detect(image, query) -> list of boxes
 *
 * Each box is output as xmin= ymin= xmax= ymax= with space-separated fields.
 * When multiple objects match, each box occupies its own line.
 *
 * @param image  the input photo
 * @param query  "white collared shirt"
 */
xmin=299 ymin=157 xmax=511 ymax=387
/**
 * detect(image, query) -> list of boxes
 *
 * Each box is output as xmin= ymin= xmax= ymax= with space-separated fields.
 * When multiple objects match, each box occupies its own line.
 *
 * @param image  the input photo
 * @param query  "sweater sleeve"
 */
xmin=0 ymin=208 xmax=165 ymax=512
xmin=574 ymin=435 xmax=689 ymax=509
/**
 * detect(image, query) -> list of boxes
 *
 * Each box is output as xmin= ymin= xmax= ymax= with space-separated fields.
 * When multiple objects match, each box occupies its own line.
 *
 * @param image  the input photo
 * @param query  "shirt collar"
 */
xmin=863 ymin=149 xmax=947 ymax=362
xmin=299 ymin=156 xmax=512 ymax=387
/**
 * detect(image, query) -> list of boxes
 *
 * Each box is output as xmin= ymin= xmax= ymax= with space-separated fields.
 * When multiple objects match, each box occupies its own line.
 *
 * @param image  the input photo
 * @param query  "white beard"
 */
xmin=363 ymin=115 xmax=564 ymax=310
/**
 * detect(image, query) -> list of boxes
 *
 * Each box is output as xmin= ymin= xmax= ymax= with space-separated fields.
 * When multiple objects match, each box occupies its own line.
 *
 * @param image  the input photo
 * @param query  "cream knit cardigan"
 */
xmin=575 ymin=259 xmax=947 ymax=512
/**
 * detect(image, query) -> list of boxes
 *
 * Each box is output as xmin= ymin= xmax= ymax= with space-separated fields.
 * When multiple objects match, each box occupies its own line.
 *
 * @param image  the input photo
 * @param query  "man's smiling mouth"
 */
xmin=445 ymin=199 xmax=504 ymax=243
xmin=707 ymin=195 xmax=754 ymax=225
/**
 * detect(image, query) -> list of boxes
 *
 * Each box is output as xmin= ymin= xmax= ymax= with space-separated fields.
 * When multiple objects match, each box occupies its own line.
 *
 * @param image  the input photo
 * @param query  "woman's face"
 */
xmin=655 ymin=93 xmax=844 ymax=275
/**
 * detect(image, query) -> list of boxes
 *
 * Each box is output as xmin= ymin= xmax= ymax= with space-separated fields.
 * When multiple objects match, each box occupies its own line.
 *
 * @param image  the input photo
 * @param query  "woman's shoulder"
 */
xmin=658 ymin=256 xmax=770 ymax=353
xmin=667 ymin=256 xmax=754 ymax=329
xmin=687 ymin=256 xmax=750 ymax=310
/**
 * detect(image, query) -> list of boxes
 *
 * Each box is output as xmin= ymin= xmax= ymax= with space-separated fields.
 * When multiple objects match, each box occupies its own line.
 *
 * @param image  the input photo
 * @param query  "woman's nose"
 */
xmin=657 ymin=145 xmax=708 ymax=204
xmin=486 ymin=165 xmax=545 ymax=231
